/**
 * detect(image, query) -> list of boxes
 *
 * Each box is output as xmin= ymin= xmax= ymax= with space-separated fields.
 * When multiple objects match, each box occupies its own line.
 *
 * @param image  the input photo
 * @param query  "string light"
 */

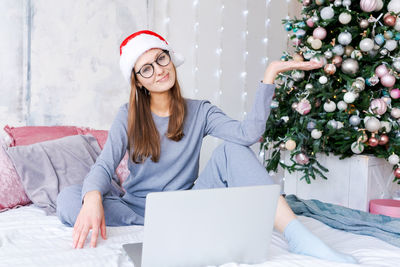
xmin=193 ymin=0 xmax=200 ymax=96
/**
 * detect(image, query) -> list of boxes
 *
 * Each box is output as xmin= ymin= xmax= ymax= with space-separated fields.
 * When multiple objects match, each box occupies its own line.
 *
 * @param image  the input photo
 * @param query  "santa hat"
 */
xmin=119 ymin=30 xmax=184 ymax=82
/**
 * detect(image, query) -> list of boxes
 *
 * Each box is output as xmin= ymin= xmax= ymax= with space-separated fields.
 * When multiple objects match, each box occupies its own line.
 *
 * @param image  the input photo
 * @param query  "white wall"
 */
xmin=0 ymin=0 xmax=301 ymax=171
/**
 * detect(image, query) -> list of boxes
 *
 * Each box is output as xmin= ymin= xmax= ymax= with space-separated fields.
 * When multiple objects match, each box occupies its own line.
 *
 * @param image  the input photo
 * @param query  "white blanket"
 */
xmin=0 ymin=205 xmax=399 ymax=267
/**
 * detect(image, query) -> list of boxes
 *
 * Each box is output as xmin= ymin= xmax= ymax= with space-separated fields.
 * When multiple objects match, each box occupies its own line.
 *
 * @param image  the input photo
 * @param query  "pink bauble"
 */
xmin=306 ymin=18 xmax=315 ymax=28
xmin=313 ymin=27 xmax=327 ymax=40
xmin=368 ymin=137 xmax=379 ymax=147
xmin=293 ymin=38 xmax=302 ymax=46
xmin=295 ymin=153 xmax=310 ymax=165
xmin=303 ymin=0 xmax=311 ymax=6
xmin=375 ymin=64 xmax=389 ymax=78
xmin=390 ymin=88 xmax=400 ymax=99
xmin=395 ymin=168 xmax=400 ymax=179
xmin=378 ymin=134 xmax=389 ymax=145
xmin=381 ymin=74 xmax=396 ymax=88
xmin=296 ymin=99 xmax=312 ymax=115
xmin=360 ymin=0 xmax=378 ymax=12
xmin=370 ymin=98 xmax=387 ymax=115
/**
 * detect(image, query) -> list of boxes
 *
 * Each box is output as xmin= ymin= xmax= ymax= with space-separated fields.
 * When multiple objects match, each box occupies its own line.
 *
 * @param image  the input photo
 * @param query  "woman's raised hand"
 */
xmin=263 ymin=60 xmax=324 ymax=84
xmin=72 ymin=191 xmax=107 ymax=249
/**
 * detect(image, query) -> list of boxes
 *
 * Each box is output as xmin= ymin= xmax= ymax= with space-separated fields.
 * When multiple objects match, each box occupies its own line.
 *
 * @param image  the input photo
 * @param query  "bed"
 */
xmin=1 ymin=126 xmax=399 ymax=266
xmin=0 ymin=205 xmax=399 ymax=267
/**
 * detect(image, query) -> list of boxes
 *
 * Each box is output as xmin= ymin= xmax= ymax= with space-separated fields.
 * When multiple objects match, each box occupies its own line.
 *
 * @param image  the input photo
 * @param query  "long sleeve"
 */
xmin=81 ymin=104 xmax=129 ymax=201
xmin=202 ymin=82 xmax=275 ymax=146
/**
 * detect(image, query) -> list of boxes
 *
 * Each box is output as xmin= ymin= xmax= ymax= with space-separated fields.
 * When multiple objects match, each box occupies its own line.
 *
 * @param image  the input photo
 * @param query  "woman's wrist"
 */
xmin=83 ymin=190 xmax=102 ymax=203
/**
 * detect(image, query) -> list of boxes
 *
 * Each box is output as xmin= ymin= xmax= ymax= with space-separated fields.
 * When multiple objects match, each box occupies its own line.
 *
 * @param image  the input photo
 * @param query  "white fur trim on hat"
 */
xmin=119 ymin=30 xmax=184 ymax=82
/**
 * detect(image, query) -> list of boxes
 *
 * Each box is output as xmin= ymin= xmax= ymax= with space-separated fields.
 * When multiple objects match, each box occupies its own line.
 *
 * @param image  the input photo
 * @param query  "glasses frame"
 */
xmin=135 ymin=50 xmax=171 ymax=79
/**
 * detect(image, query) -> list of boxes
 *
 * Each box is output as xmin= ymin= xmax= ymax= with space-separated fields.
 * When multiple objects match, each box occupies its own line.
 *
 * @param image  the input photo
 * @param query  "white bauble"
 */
xmin=292 ymin=70 xmax=305 ymax=81
xmin=327 ymin=120 xmax=338 ymax=129
xmin=311 ymin=129 xmax=322 ymax=139
xmin=380 ymin=121 xmax=392 ymax=132
xmin=285 ymin=139 xmax=296 ymax=151
xmin=388 ymin=0 xmax=400 ymax=13
xmin=324 ymin=50 xmax=333 ymax=59
xmin=307 ymin=36 xmax=315 ymax=44
xmin=391 ymin=108 xmax=400 ymax=118
xmin=342 ymin=0 xmax=351 ymax=6
xmin=323 ymin=101 xmax=336 ymax=112
xmin=337 ymin=100 xmax=348 ymax=110
xmin=388 ymin=154 xmax=400 ymax=165
xmin=338 ymin=32 xmax=352 ymax=45
xmin=393 ymin=60 xmax=400 ymax=72
xmin=319 ymin=76 xmax=328 ymax=84
xmin=337 ymin=121 xmax=344 ymax=129
xmin=311 ymin=39 xmax=323 ymax=50
xmin=349 ymin=115 xmax=361 ymax=126
xmin=344 ymin=91 xmax=356 ymax=103
xmin=339 ymin=12 xmax=352 ymax=24
xmin=385 ymin=39 xmax=398 ymax=51
xmin=395 ymin=16 xmax=400 ymax=31
xmin=334 ymin=0 xmax=342 ymax=6
xmin=375 ymin=0 xmax=384 ymax=11
xmin=351 ymin=142 xmax=364 ymax=154
xmin=333 ymin=45 xmax=345 ymax=56
xmin=321 ymin=6 xmax=335 ymax=20
xmin=365 ymin=117 xmax=381 ymax=132
xmin=359 ymin=38 xmax=374 ymax=52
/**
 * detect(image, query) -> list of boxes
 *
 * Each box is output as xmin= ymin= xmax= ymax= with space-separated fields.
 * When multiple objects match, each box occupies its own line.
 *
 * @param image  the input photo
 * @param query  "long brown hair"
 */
xmin=127 ymin=66 xmax=186 ymax=163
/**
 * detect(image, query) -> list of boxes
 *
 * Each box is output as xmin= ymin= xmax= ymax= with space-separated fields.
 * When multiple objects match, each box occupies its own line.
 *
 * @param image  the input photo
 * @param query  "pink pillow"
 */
xmin=0 ymin=140 xmax=31 ymax=212
xmin=4 ymin=125 xmax=79 ymax=146
xmin=76 ymin=127 xmax=130 ymax=184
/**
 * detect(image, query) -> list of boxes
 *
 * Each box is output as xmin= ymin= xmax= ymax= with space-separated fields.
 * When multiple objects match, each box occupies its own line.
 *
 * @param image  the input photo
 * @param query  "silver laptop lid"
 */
xmin=141 ymin=184 xmax=280 ymax=267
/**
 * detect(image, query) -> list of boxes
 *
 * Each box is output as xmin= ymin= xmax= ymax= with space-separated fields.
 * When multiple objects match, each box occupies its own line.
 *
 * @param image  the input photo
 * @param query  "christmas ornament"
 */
xmin=315 ymin=0 xmax=325 ymax=5
xmin=368 ymin=136 xmax=379 ymax=147
xmin=360 ymin=131 xmax=369 ymax=142
xmin=384 ymin=31 xmax=394 ymax=39
xmin=365 ymin=117 xmax=381 ymax=132
xmin=344 ymin=91 xmax=356 ymax=103
xmin=324 ymin=101 xmax=336 ymax=112
xmin=332 ymin=55 xmax=343 ymax=67
xmin=366 ymin=76 xmax=379 ymax=86
xmin=359 ymin=19 xmax=369 ymax=29
xmin=384 ymin=39 xmax=398 ymax=51
xmin=380 ymin=121 xmax=392 ymax=132
xmin=293 ymin=53 xmax=304 ymax=62
xmin=342 ymin=0 xmax=352 ymax=6
xmin=344 ymin=46 xmax=355 ymax=56
xmin=384 ymin=13 xmax=397 ymax=27
xmin=360 ymin=0 xmax=378 ymax=12
xmin=334 ymin=0 xmax=342 ymax=6
xmin=291 ymin=102 xmax=298 ymax=110
xmin=380 ymin=49 xmax=389 ymax=56
xmin=324 ymin=64 xmax=336 ymax=75
xmin=381 ymin=96 xmax=392 ymax=105
xmin=295 ymin=153 xmax=310 ymax=165
xmin=391 ymin=108 xmax=400 ymax=118
xmin=341 ymin=59 xmax=359 ymax=75
xmin=337 ymin=121 xmax=344 ymax=129
xmin=306 ymin=18 xmax=315 ymax=28
xmin=327 ymin=120 xmax=338 ymax=129
xmin=352 ymin=77 xmax=366 ymax=92
xmin=311 ymin=56 xmax=327 ymax=66
xmin=375 ymin=64 xmax=389 ymax=78
xmin=395 ymin=168 xmax=400 ymax=179
xmin=349 ymin=115 xmax=361 ymax=125
xmin=307 ymin=121 xmax=316 ymax=132
xmin=311 ymin=129 xmax=322 ymax=139
xmin=390 ymin=88 xmax=400 ymax=99
xmin=324 ymin=50 xmax=333 ymax=59
xmin=311 ymin=39 xmax=322 ymax=50
xmin=381 ymin=74 xmax=396 ymax=87
xmin=337 ymin=101 xmax=348 ymax=111
xmin=388 ymin=154 xmax=400 ymax=165
xmin=378 ymin=134 xmax=389 ymax=145
xmin=339 ymin=12 xmax=352 ymax=24
xmin=315 ymin=98 xmax=322 ymax=108
xmin=279 ymin=142 xmax=286 ymax=150
xmin=292 ymin=70 xmax=305 ymax=81
xmin=303 ymin=0 xmax=312 ymax=6
xmin=374 ymin=34 xmax=385 ymax=46
xmin=292 ymin=38 xmax=302 ymax=46
xmin=370 ymin=98 xmax=388 ymax=115
xmin=285 ymin=139 xmax=296 ymax=151
xmin=312 ymin=15 xmax=320 ymax=23
xmin=296 ymin=98 xmax=312 ymax=115
xmin=351 ymin=142 xmax=364 ymax=154
xmin=295 ymin=29 xmax=306 ymax=38
xmin=285 ymin=23 xmax=293 ymax=31
xmin=313 ymin=27 xmax=327 ymax=40
xmin=338 ymin=32 xmax=352 ymax=45
xmin=319 ymin=76 xmax=328 ymax=84
xmin=359 ymin=38 xmax=374 ymax=52
xmin=321 ymin=6 xmax=335 ymax=20
xmin=305 ymin=83 xmax=313 ymax=90
xmin=270 ymin=100 xmax=279 ymax=109
xmin=375 ymin=0 xmax=384 ymax=11
xmin=392 ymin=60 xmax=400 ymax=72
xmin=388 ymin=0 xmax=400 ymax=13
xmin=333 ymin=45 xmax=345 ymax=56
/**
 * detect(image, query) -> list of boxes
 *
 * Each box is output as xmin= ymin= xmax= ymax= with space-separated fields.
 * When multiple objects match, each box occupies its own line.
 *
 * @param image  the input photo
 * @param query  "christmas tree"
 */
xmin=261 ymin=0 xmax=400 ymax=184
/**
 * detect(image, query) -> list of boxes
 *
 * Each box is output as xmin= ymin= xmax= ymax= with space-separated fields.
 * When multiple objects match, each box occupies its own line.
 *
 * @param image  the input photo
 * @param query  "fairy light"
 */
xmin=241 ymin=0 xmax=249 ymax=119
xmin=164 ymin=0 xmax=170 ymax=39
xmin=214 ymin=0 xmax=224 ymax=105
xmin=193 ymin=0 xmax=199 ymax=96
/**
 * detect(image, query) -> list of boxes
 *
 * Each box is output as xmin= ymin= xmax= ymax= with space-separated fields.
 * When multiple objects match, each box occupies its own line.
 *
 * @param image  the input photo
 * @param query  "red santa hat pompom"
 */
xmin=119 ymin=30 xmax=184 ymax=82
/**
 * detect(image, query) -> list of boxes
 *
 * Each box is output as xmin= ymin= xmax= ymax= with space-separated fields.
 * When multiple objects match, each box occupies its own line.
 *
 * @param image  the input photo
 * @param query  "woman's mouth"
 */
xmin=157 ymin=73 xmax=169 ymax=82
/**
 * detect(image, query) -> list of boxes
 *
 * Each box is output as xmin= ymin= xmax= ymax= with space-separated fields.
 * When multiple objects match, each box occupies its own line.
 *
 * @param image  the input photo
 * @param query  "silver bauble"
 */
xmin=305 ymin=83 xmax=314 ymax=90
xmin=341 ymin=59 xmax=359 ymax=75
xmin=337 ymin=100 xmax=348 ymax=110
xmin=380 ymin=48 xmax=389 ymax=56
xmin=307 ymin=121 xmax=316 ymax=132
xmin=327 ymin=120 xmax=338 ymax=129
xmin=333 ymin=45 xmax=345 ymax=56
xmin=319 ymin=76 xmax=328 ymax=84
xmin=359 ymin=38 xmax=374 ymax=52
xmin=292 ymin=70 xmax=305 ymax=81
xmin=388 ymin=154 xmax=400 ymax=165
xmin=334 ymin=0 xmax=342 ymax=7
xmin=359 ymin=19 xmax=369 ymax=29
xmin=311 ymin=129 xmax=323 ymax=139
xmin=324 ymin=50 xmax=333 ymax=59
xmin=349 ymin=115 xmax=361 ymax=126
xmin=338 ymin=32 xmax=352 ymax=45
xmin=365 ymin=117 xmax=381 ymax=132
xmin=351 ymin=142 xmax=364 ymax=154
xmin=342 ymin=0 xmax=351 ymax=6
xmin=380 ymin=121 xmax=392 ymax=132
xmin=384 ymin=40 xmax=398 ymax=51
xmin=320 ymin=6 xmax=335 ymax=20
xmin=393 ymin=60 xmax=400 ymax=72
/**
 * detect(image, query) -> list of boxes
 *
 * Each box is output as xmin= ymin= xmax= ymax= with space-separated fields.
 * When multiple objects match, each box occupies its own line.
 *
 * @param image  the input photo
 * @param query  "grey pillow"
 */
xmin=6 ymin=135 xmax=108 ymax=215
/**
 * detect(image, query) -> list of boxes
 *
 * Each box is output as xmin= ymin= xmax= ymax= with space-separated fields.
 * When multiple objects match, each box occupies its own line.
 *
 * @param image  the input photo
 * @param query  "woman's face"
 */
xmin=134 ymin=48 xmax=176 ymax=94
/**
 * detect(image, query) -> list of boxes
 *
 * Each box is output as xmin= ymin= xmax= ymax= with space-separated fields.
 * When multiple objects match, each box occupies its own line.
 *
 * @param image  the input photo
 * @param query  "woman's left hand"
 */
xmin=262 ymin=60 xmax=324 ymax=84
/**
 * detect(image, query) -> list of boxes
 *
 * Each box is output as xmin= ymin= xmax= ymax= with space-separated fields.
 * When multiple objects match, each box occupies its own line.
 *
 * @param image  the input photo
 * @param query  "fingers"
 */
xmin=76 ymin=227 xmax=90 ymax=249
xmin=100 ymin=217 xmax=107 ymax=240
xmin=90 ymin=225 xmax=99 ymax=248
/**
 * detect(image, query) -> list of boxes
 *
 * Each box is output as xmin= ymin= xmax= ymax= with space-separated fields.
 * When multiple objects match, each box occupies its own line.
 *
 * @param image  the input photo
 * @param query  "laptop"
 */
xmin=123 ymin=184 xmax=280 ymax=267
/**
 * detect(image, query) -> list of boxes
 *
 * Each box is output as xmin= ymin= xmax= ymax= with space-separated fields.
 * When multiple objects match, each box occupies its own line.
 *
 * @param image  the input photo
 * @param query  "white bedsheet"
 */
xmin=0 ymin=205 xmax=399 ymax=267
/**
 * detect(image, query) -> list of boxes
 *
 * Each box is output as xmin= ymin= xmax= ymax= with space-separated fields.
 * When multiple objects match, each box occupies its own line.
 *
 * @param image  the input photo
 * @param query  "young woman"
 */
xmin=57 ymin=30 xmax=356 ymax=264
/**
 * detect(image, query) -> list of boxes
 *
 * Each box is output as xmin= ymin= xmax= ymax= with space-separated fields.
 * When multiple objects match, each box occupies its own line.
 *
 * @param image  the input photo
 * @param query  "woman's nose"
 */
xmin=153 ymin=63 xmax=165 ymax=75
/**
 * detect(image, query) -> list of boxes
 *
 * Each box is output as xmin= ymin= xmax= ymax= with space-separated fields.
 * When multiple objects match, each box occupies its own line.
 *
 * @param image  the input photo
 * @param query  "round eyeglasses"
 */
xmin=135 ymin=51 xmax=171 ymax=78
